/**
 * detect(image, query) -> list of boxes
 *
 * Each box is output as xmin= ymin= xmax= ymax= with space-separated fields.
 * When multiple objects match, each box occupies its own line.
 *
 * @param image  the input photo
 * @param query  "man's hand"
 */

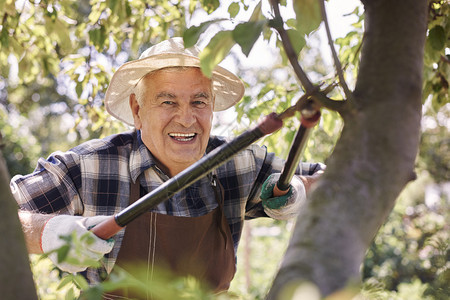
xmin=41 ymin=215 xmax=114 ymax=273
xmin=260 ymin=173 xmax=306 ymax=220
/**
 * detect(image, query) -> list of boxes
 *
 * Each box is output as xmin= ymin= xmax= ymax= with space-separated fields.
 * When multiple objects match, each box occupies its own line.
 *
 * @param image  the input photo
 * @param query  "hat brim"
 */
xmin=105 ymin=53 xmax=245 ymax=126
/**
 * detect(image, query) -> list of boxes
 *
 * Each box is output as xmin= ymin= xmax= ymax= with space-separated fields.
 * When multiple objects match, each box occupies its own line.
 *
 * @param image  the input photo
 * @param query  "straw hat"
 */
xmin=104 ymin=37 xmax=245 ymax=126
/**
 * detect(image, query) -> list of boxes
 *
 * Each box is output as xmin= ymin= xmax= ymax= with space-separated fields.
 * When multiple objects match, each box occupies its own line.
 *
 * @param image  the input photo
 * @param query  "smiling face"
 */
xmin=130 ymin=67 xmax=214 ymax=177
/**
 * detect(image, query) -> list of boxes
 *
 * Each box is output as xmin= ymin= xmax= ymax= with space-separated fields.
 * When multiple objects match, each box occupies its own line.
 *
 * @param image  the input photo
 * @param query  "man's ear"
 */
xmin=129 ymin=94 xmax=142 ymax=129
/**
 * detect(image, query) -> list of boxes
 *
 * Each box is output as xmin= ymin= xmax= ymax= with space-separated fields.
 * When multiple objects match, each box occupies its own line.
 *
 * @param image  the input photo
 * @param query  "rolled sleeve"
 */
xmin=300 ymin=161 xmax=326 ymax=175
xmin=11 ymin=151 xmax=83 ymax=215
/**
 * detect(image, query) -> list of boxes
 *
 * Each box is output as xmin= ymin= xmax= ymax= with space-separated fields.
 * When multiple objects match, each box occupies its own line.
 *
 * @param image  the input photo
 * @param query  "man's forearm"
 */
xmin=299 ymin=170 xmax=324 ymax=193
xmin=18 ymin=211 xmax=54 ymax=254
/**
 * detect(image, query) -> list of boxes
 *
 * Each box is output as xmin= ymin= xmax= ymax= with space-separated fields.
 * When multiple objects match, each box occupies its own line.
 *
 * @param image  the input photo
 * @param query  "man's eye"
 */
xmin=193 ymin=101 xmax=207 ymax=108
xmin=162 ymin=100 xmax=175 ymax=105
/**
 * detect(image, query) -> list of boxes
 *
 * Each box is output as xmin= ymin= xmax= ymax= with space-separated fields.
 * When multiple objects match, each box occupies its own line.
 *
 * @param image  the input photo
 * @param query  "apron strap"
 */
xmin=211 ymin=174 xmax=229 ymax=249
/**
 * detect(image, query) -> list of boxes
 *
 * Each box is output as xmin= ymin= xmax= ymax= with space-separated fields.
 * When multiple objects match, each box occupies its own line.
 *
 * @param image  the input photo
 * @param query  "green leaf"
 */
xmin=0 ymin=27 xmax=9 ymax=48
xmin=76 ymin=82 xmax=83 ymax=98
xmin=249 ymin=1 xmax=263 ymax=22
xmin=88 ymin=7 xmax=103 ymax=24
xmin=65 ymin=288 xmax=75 ymax=300
xmin=228 ymin=2 xmax=240 ymax=18
xmin=57 ymin=244 xmax=71 ymax=263
xmin=233 ymin=20 xmax=266 ymax=56
xmin=88 ymin=26 xmax=107 ymax=50
xmin=125 ymin=1 xmax=132 ymax=17
xmin=72 ymin=274 xmax=90 ymax=290
xmin=286 ymin=29 xmax=306 ymax=57
xmin=57 ymin=275 xmax=74 ymax=290
xmin=293 ymin=0 xmax=322 ymax=35
xmin=231 ymin=1 xmax=265 ymax=57
xmin=199 ymin=31 xmax=235 ymax=78
xmin=2 ymin=0 xmax=16 ymax=15
xmin=424 ymin=39 xmax=442 ymax=63
xmin=53 ymin=19 xmax=72 ymax=53
xmin=80 ymin=231 xmax=95 ymax=245
xmin=183 ymin=19 xmax=225 ymax=48
xmin=189 ymin=0 xmax=197 ymax=14
xmin=110 ymin=0 xmax=119 ymax=14
xmin=286 ymin=18 xmax=297 ymax=29
xmin=79 ymin=286 xmax=104 ymax=299
xmin=428 ymin=25 xmax=446 ymax=51
xmin=200 ymin=0 xmax=220 ymax=14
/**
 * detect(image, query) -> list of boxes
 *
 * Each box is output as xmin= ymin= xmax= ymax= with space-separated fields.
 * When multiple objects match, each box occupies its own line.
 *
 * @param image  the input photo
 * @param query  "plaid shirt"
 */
xmin=11 ymin=130 xmax=324 ymax=282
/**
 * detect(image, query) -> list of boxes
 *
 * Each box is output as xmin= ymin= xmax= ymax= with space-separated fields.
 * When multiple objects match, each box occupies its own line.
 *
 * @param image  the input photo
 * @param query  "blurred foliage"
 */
xmin=362 ymin=172 xmax=449 ymax=300
xmin=423 ymin=0 xmax=449 ymax=112
xmin=229 ymin=219 xmax=294 ymax=299
xmin=1 ymin=0 xmax=449 ymax=299
xmin=418 ymin=104 xmax=450 ymax=183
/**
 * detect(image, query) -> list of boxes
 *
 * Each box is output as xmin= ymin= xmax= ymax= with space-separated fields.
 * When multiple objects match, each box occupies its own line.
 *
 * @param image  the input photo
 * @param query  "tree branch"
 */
xmin=319 ymin=0 xmax=352 ymax=99
xmin=269 ymin=0 xmax=347 ymax=114
xmin=269 ymin=0 xmax=314 ymax=92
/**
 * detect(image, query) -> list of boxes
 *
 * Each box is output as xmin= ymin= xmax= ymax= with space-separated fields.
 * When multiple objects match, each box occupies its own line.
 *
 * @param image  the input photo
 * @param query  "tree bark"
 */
xmin=0 ymin=143 xmax=38 ymax=299
xmin=268 ymin=0 xmax=428 ymax=298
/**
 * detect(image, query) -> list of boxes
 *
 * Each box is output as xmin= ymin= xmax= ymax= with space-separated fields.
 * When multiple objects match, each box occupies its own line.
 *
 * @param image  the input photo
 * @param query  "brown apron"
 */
xmin=104 ymin=175 xmax=236 ymax=299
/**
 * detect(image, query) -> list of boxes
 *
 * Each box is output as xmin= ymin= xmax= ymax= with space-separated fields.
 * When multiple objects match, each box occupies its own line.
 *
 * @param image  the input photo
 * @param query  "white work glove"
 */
xmin=260 ymin=173 xmax=306 ymax=220
xmin=41 ymin=215 xmax=114 ymax=273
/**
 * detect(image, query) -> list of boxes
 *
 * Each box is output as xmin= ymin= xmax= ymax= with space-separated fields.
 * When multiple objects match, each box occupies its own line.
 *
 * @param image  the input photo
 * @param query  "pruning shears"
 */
xmin=91 ymin=98 xmax=321 ymax=240
xmin=273 ymin=101 xmax=321 ymax=197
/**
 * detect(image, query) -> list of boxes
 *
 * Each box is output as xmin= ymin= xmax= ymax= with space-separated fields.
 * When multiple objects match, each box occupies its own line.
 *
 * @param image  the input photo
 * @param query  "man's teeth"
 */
xmin=169 ymin=133 xmax=196 ymax=141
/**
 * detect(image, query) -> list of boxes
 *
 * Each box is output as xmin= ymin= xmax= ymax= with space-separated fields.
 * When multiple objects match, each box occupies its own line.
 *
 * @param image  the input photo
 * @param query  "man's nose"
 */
xmin=175 ymin=105 xmax=196 ymax=127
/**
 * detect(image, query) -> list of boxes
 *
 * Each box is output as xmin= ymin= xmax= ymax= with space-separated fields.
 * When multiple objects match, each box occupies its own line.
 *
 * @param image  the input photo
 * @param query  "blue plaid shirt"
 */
xmin=11 ymin=130 xmax=324 ymax=282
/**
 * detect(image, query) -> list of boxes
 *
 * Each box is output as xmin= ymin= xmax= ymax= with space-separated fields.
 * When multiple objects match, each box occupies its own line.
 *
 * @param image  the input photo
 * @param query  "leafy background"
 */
xmin=0 ymin=0 xmax=448 ymax=299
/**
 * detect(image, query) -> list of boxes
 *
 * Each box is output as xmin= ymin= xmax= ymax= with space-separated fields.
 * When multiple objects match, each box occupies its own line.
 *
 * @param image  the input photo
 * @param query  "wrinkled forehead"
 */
xmin=138 ymin=66 xmax=214 ymax=95
xmin=144 ymin=66 xmax=211 ymax=83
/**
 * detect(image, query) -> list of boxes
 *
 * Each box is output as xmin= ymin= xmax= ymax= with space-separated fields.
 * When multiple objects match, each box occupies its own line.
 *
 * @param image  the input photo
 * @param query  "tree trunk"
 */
xmin=0 ymin=143 xmax=38 ymax=299
xmin=268 ymin=0 xmax=428 ymax=297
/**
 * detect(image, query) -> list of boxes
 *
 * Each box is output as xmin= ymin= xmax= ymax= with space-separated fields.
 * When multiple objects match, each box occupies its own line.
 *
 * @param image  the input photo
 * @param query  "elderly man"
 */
xmin=11 ymin=38 xmax=324 ymax=295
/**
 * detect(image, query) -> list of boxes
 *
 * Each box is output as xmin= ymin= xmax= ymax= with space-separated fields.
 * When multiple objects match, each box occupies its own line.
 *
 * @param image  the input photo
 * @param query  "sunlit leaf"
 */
xmin=72 ymin=274 xmax=90 ymax=290
xmin=228 ymin=2 xmax=240 ymax=18
xmin=293 ymin=0 xmax=322 ymax=35
xmin=184 ymin=19 xmax=226 ymax=48
xmin=286 ymin=29 xmax=306 ymax=57
xmin=199 ymin=31 xmax=235 ymax=78
xmin=200 ymin=0 xmax=220 ymax=14
xmin=189 ymin=0 xmax=197 ymax=14
xmin=65 ymin=288 xmax=75 ymax=300
xmin=53 ymin=19 xmax=72 ymax=53
xmin=233 ymin=20 xmax=266 ymax=56
xmin=2 ymin=0 xmax=16 ymax=15
xmin=57 ymin=275 xmax=74 ymax=290
xmin=286 ymin=18 xmax=297 ymax=29
xmin=88 ymin=7 xmax=103 ymax=24
xmin=249 ymin=1 xmax=263 ymax=22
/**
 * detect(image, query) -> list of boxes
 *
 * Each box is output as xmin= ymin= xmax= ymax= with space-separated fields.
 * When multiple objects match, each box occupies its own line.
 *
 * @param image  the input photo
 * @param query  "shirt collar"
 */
xmin=129 ymin=130 xmax=158 ymax=183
